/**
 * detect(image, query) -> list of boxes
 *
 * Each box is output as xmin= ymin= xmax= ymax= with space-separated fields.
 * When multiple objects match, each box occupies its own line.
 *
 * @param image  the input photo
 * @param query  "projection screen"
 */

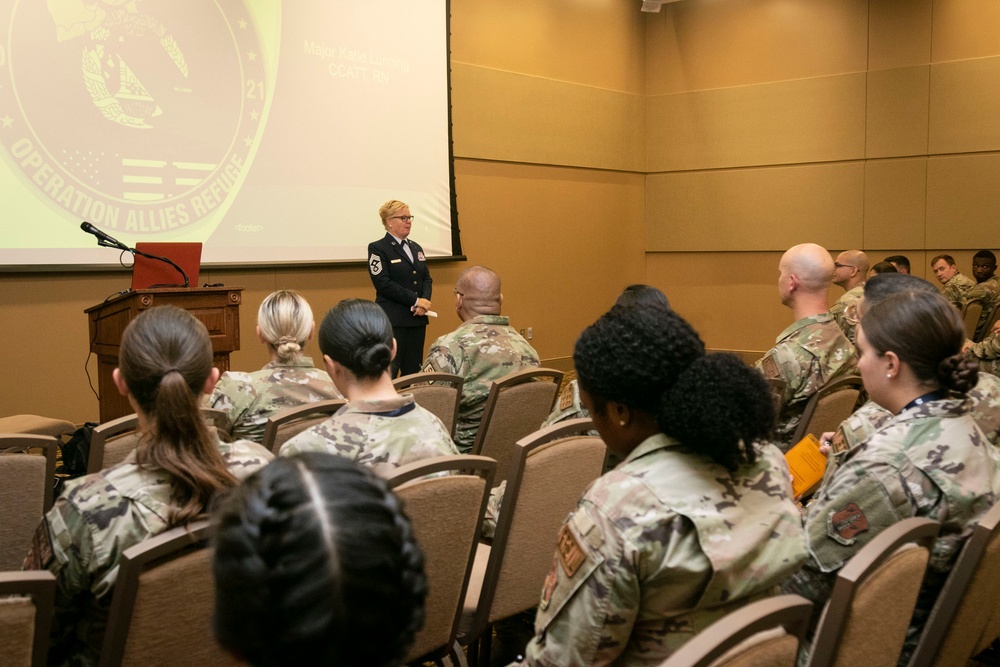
xmin=0 ymin=0 xmax=459 ymax=269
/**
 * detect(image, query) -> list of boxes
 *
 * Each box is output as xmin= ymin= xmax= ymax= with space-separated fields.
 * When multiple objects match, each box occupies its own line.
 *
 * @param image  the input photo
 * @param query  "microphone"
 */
xmin=80 ymin=221 xmax=128 ymax=250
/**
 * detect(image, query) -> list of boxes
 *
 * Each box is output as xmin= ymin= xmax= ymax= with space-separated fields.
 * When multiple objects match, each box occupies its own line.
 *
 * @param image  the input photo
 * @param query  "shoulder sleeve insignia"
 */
xmin=539 ymin=555 xmax=559 ymax=611
xmin=829 ymin=502 xmax=869 ymax=545
xmin=369 ymin=253 xmax=382 ymax=275
xmin=557 ymin=523 xmax=586 ymax=577
xmin=760 ymin=354 xmax=780 ymax=379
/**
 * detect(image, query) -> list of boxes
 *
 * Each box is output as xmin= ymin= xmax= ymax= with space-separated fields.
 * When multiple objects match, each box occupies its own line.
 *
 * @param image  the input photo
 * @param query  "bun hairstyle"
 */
xmin=117 ymin=305 xmax=236 ymax=525
xmin=318 ymin=299 xmax=394 ymax=380
xmin=861 ymin=290 xmax=978 ymax=395
xmin=573 ymin=305 xmax=774 ymax=471
xmin=212 ymin=453 xmax=426 ymax=667
xmin=257 ymin=291 xmax=313 ymax=363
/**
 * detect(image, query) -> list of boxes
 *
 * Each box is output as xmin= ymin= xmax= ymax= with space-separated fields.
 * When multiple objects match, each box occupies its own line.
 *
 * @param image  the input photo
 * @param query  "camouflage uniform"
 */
xmin=832 ymin=374 xmax=1000 ymax=454
xmin=783 ymin=397 xmax=1000 ymax=661
xmin=542 ymin=379 xmax=589 ymax=428
xmin=966 ymin=276 xmax=1000 ymax=340
xmin=515 ymin=434 xmax=807 ymax=667
xmin=969 ymin=332 xmax=1000 ymax=377
xmin=23 ymin=437 xmax=273 ymax=667
xmin=753 ymin=313 xmax=858 ymax=450
xmin=829 ymin=284 xmax=864 ymax=343
xmin=941 ymin=272 xmax=976 ymax=310
xmin=277 ymin=394 xmax=458 ymax=475
xmin=422 ymin=315 xmax=540 ymax=453
xmin=206 ymin=357 xmax=342 ymax=443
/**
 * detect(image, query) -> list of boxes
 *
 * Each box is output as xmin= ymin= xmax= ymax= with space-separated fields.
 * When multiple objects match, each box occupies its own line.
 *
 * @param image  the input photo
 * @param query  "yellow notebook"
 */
xmin=785 ymin=433 xmax=828 ymax=499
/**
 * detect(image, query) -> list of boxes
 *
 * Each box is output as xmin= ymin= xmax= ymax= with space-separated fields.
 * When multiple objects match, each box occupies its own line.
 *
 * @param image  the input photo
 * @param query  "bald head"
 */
xmin=833 ymin=249 xmax=869 ymax=290
xmin=456 ymin=265 xmax=502 ymax=317
xmin=780 ymin=243 xmax=836 ymax=294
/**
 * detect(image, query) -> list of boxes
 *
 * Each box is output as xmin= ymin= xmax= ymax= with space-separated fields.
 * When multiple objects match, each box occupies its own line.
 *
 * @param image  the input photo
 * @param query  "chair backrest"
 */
xmin=0 ymin=571 xmax=57 ymax=667
xmin=807 ymin=517 xmax=940 ymax=667
xmin=260 ymin=399 xmax=348 ymax=454
xmin=962 ymin=299 xmax=985 ymax=341
xmin=792 ymin=375 xmax=864 ymax=444
xmin=465 ymin=419 xmax=606 ymax=644
xmin=658 ymin=594 xmax=814 ymax=667
xmin=386 ymin=455 xmax=496 ymax=665
xmin=0 ymin=414 xmax=76 ymax=438
xmin=909 ymin=501 xmax=1000 ymax=667
xmin=88 ymin=414 xmax=141 ymax=473
xmin=0 ymin=435 xmax=58 ymax=571
xmin=99 ymin=519 xmax=237 ymax=667
xmin=471 ymin=367 xmax=563 ymax=485
xmin=393 ymin=372 xmax=464 ymax=436
xmin=977 ymin=302 xmax=1000 ymax=342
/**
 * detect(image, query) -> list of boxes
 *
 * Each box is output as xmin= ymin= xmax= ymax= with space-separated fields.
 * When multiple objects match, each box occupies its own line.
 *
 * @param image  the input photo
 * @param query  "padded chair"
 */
xmin=0 ymin=414 xmax=76 ymax=439
xmin=458 ymin=419 xmax=606 ymax=667
xmin=0 ymin=571 xmax=57 ymax=667
xmin=807 ymin=516 xmax=940 ymax=667
xmin=658 ymin=594 xmax=814 ymax=667
xmin=962 ymin=299 xmax=986 ymax=341
xmin=791 ymin=375 xmax=864 ymax=445
xmin=393 ymin=372 xmax=464 ymax=437
xmin=908 ymin=501 xmax=1000 ymax=667
xmin=0 ymin=435 xmax=58 ymax=571
xmin=260 ymin=398 xmax=348 ymax=455
xmin=471 ymin=368 xmax=563 ymax=486
xmin=88 ymin=408 xmax=233 ymax=473
xmin=386 ymin=455 xmax=496 ymax=667
xmin=99 ymin=519 xmax=236 ymax=667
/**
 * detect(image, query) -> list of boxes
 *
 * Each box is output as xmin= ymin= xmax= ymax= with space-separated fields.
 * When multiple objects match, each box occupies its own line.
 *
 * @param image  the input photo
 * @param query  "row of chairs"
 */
xmin=0 ymin=418 xmax=607 ymax=667
xmin=662 ymin=501 xmax=1000 ymax=667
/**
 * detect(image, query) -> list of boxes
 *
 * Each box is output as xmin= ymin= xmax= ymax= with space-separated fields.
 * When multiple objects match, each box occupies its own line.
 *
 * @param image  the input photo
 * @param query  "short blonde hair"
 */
xmin=258 ymin=291 xmax=313 ymax=363
xmin=379 ymin=200 xmax=409 ymax=228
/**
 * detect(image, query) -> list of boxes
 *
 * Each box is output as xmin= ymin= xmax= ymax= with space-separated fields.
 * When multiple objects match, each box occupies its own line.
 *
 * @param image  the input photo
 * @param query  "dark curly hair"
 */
xmin=573 ymin=305 xmax=774 ymax=470
xmin=212 ymin=453 xmax=426 ymax=667
xmin=318 ymin=299 xmax=394 ymax=380
xmin=861 ymin=290 xmax=978 ymax=395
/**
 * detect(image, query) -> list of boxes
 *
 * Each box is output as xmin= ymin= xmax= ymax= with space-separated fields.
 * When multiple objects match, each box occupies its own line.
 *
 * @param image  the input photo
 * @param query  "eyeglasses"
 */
xmin=390 ymin=215 xmax=415 ymax=223
xmin=453 ymin=288 xmax=464 ymax=296
xmin=834 ymin=262 xmax=856 ymax=269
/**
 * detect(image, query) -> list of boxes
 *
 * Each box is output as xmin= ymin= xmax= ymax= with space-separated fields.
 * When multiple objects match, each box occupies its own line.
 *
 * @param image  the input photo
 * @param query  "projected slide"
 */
xmin=0 ymin=0 xmax=456 ymax=268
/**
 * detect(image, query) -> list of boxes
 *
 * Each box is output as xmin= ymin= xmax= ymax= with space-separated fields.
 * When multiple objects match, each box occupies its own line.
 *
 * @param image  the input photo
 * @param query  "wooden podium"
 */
xmin=85 ymin=287 xmax=244 ymax=422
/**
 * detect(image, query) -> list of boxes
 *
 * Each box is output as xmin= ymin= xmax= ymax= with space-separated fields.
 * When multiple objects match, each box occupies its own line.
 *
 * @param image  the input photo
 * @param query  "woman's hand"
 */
xmin=413 ymin=298 xmax=432 ymax=316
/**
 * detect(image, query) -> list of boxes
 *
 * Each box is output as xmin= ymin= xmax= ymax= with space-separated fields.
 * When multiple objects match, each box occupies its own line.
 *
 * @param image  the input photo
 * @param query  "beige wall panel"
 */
xmin=926 ymin=155 xmax=1000 ymax=249
xmin=450 ymin=0 xmax=645 ymax=94
xmin=452 ymin=63 xmax=645 ymax=172
xmin=929 ymin=57 xmax=1000 ymax=155
xmin=453 ymin=159 xmax=646 ymax=359
xmin=645 ymin=0 xmax=868 ymax=95
xmin=866 ymin=67 xmax=930 ymax=158
xmin=645 ymin=251 xmax=788 ymax=352
xmin=646 ymin=163 xmax=864 ymax=252
xmin=868 ymin=0 xmax=932 ymax=70
xmin=647 ymin=74 xmax=866 ymax=172
xmin=863 ymin=158 xmax=928 ymax=250
xmin=932 ymin=0 xmax=1000 ymax=62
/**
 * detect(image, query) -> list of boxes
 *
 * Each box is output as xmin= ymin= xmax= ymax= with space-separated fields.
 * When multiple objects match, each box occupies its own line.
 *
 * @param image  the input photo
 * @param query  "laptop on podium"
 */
xmin=131 ymin=242 xmax=202 ymax=290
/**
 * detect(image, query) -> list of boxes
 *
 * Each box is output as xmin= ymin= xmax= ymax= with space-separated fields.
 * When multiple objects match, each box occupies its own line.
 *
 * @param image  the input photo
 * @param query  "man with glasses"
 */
xmin=830 ymin=249 xmax=869 ymax=343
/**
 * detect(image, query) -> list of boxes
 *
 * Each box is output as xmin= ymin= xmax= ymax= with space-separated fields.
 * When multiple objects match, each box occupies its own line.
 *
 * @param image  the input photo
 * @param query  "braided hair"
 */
xmin=212 ymin=453 xmax=426 ymax=667
xmin=257 ymin=290 xmax=314 ymax=363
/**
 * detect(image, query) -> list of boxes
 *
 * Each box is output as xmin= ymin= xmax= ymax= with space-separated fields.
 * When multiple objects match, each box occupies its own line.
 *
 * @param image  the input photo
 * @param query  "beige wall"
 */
xmin=0 ymin=0 xmax=647 ymax=423
xmin=645 ymin=0 xmax=1000 ymax=352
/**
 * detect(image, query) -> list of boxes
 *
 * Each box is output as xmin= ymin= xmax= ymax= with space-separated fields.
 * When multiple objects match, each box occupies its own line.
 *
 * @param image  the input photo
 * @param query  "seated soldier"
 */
xmin=883 ymin=254 xmax=911 ymax=274
xmin=931 ymin=253 xmax=976 ymax=310
xmin=829 ymin=249 xmax=868 ymax=341
xmin=868 ymin=261 xmax=898 ymax=278
xmin=754 ymin=243 xmax=858 ymax=450
xmin=421 ymin=265 xmax=540 ymax=453
xmin=966 ymin=319 xmax=1000 ymax=378
xmin=966 ymin=250 xmax=999 ymax=340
